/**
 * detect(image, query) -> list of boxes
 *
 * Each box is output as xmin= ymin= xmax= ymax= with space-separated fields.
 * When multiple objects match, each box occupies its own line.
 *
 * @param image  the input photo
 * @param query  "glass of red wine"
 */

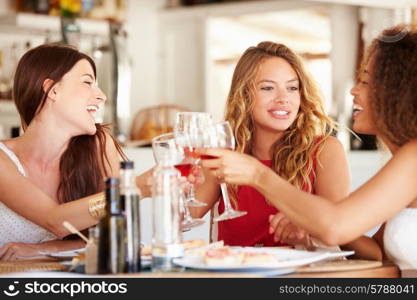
xmin=208 ymin=121 xmax=247 ymax=222
xmin=151 ymin=132 xmax=205 ymax=230
xmin=174 ymin=112 xmax=214 ymax=208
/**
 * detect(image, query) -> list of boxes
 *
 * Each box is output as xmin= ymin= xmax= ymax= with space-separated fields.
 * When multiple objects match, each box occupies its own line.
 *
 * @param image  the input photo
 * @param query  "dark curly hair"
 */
xmin=366 ymin=25 xmax=417 ymax=147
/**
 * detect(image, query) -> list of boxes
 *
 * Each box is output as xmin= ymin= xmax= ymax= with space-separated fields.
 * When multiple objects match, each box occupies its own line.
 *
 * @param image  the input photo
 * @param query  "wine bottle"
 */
xmin=97 ymin=177 xmax=126 ymax=274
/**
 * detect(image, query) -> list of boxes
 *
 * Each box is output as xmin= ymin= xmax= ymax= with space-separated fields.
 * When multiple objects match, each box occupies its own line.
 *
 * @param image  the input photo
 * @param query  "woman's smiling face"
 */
xmin=350 ymin=58 xmax=378 ymax=135
xmin=51 ymin=59 xmax=106 ymax=136
xmin=251 ymin=57 xmax=301 ymax=136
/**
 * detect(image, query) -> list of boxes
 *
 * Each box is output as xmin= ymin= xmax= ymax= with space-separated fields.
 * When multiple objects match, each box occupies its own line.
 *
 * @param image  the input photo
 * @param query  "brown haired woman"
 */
xmin=0 ymin=44 xmax=151 ymax=260
xmin=192 ymin=41 xmax=361 ymax=250
xmin=199 ymin=26 xmax=417 ymax=270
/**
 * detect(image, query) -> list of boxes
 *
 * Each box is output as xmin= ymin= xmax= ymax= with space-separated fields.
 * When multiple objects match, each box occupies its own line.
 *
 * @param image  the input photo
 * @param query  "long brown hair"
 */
xmin=13 ymin=43 xmax=125 ymax=203
xmin=225 ymin=41 xmax=334 ymax=205
xmin=365 ymin=25 xmax=417 ymax=147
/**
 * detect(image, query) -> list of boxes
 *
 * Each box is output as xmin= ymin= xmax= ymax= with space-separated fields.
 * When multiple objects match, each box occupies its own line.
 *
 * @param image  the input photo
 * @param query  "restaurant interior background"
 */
xmin=0 ymin=0 xmax=416 ymax=244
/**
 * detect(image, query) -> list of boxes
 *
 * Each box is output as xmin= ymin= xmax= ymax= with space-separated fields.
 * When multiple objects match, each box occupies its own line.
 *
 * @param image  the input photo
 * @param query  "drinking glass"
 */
xmin=209 ymin=121 xmax=247 ymax=222
xmin=152 ymin=133 xmax=205 ymax=230
xmin=174 ymin=112 xmax=214 ymax=207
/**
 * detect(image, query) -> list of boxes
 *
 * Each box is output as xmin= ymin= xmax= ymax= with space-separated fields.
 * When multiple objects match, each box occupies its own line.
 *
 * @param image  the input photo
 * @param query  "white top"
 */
xmin=0 ymin=142 xmax=56 ymax=247
xmin=384 ymin=208 xmax=417 ymax=270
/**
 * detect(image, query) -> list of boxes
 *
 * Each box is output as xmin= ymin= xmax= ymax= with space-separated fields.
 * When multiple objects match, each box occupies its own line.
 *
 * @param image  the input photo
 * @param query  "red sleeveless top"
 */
xmin=217 ymin=160 xmax=316 ymax=247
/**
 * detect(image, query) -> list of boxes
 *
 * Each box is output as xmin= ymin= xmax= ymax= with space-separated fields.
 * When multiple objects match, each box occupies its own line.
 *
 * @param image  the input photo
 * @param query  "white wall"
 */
xmin=330 ymin=4 xmax=359 ymax=150
xmin=0 ymin=1 xmax=13 ymax=14
xmin=361 ymin=6 xmax=412 ymax=47
xmin=124 ymin=0 xmax=167 ymax=136
xmin=159 ymin=12 xmax=207 ymax=112
xmin=348 ymin=150 xmax=391 ymax=236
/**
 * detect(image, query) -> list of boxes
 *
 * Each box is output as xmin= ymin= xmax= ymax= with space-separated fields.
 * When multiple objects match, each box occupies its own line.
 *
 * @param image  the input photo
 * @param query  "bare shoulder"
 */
xmin=397 ymin=139 xmax=417 ymax=157
xmin=317 ymin=136 xmax=346 ymax=160
xmin=95 ymin=128 xmax=123 ymax=177
xmin=387 ymin=139 xmax=417 ymax=168
xmin=320 ymin=136 xmax=344 ymax=151
xmin=94 ymin=128 xmax=119 ymax=155
xmin=0 ymin=139 xmax=23 ymax=173
xmin=314 ymin=136 xmax=350 ymax=199
xmin=0 ymin=147 xmax=20 ymax=175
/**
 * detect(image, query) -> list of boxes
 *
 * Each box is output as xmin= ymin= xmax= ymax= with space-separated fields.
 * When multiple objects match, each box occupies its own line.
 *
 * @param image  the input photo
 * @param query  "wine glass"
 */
xmin=174 ymin=112 xmax=214 ymax=207
xmin=210 ymin=121 xmax=247 ymax=222
xmin=151 ymin=133 xmax=205 ymax=230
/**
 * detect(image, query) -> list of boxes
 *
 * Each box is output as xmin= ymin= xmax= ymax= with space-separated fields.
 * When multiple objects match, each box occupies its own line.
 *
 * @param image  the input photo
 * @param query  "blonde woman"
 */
xmin=193 ymin=41 xmax=376 ymax=254
xmin=200 ymin=27 xmax=417 ymax=269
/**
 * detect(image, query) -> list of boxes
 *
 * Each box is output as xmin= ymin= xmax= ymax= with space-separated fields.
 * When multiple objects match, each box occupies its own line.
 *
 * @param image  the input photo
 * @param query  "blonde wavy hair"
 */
xmin=225 ymin=41 xmax=335 ymax=206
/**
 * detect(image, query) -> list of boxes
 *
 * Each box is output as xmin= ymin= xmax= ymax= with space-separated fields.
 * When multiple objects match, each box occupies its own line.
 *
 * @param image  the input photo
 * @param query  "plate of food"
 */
xmin=140 ymin=239 xmax=209 ymax=259
xmin=173 ymin=247 xmax=354 ymax=272
xmin=140 ymin=239 xmax=217 ymax=268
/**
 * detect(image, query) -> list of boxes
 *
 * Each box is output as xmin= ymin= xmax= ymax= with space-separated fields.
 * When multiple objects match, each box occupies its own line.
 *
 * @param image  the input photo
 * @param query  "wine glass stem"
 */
xmin=179 ymin=186 xmax=192 ymax=220
xmin=220 ymin=183 xmax=233 ymax=211
xmin=183 ymin=204 xmax=192 ymax=221
xmin=179 ymin=189 xmax=186 ymax=218
xmin=188 ymin=183 xmax=196 ymax=201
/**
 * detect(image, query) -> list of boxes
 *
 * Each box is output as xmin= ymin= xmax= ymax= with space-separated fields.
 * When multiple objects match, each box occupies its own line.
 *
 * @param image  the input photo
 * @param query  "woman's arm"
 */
xmin=341 ymin=235 xmax=383 ymax=261
xmin=270 ymin=137 xmax=351 ymax=245
xmin=0 ymin=146 xmax=105 ymax=238
xmin=100 ymin=130 xmax=122 ymax=177
xmin=260 ymin=140 xmax=417 ymax=245
xmin=314 ymin=137 xmax=382 ymax=259
xmin=342 ymin=223 xmax=385 ymax=261
xmin=0 ymin=131 xmax=130 ymax=239
xmin=0 ymin=239 xmax=85 ymax=261
xmin=135 ymin=168 xmax=153 ymax=198
xmin=199 ymin=139 xmax=417 ymax=245
xmin=134 ymin=159 xmax=220 ymax=211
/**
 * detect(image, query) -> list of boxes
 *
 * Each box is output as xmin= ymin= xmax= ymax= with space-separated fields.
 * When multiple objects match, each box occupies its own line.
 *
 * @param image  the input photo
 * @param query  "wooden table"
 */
xmin=283 ymin=262 xmax=400 ymax=278
xmin=0 ymin=259 xmax=400 ymax=278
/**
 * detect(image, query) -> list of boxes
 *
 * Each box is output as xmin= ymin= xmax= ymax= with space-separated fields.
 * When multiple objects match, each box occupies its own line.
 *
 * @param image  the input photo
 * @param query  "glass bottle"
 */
xmin=97 ymin=177 xmax=126 ymax=274
xmin=120 ymin=160 xmax=142 ymax=273
xmin=151 ymin=154 xmax=184 ymax=272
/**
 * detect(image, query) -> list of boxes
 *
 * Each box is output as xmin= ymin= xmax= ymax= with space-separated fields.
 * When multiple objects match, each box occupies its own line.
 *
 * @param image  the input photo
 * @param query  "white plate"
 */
xmin=173 ymin=248 xmax=354 ymax=272
xmin=39 ymin=247 xmax=85 ymax=258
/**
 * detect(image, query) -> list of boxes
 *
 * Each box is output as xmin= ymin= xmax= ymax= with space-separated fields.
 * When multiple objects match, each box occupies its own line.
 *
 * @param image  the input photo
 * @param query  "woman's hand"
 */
xmin=197 ymin=148 xmax=267 ymax=187
xmin=0 ymin=242 xmax=41 ymax=261
xmin=269 ymin=213 xmax=313 ymax=248
xmin=0 ymin=239 xmax=86 ymax=261
xmin=136 ymin=167 xmax=155 ymax=198
xmin=188 ymin=164 xmax=205 ymax=186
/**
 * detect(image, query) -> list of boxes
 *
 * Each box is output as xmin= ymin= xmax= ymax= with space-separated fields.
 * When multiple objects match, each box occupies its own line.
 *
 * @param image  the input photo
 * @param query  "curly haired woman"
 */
xmin=200 ymin=26 xmax=417 ymax=270
xmin=192 ymin=41 xmax=367 ymax=251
